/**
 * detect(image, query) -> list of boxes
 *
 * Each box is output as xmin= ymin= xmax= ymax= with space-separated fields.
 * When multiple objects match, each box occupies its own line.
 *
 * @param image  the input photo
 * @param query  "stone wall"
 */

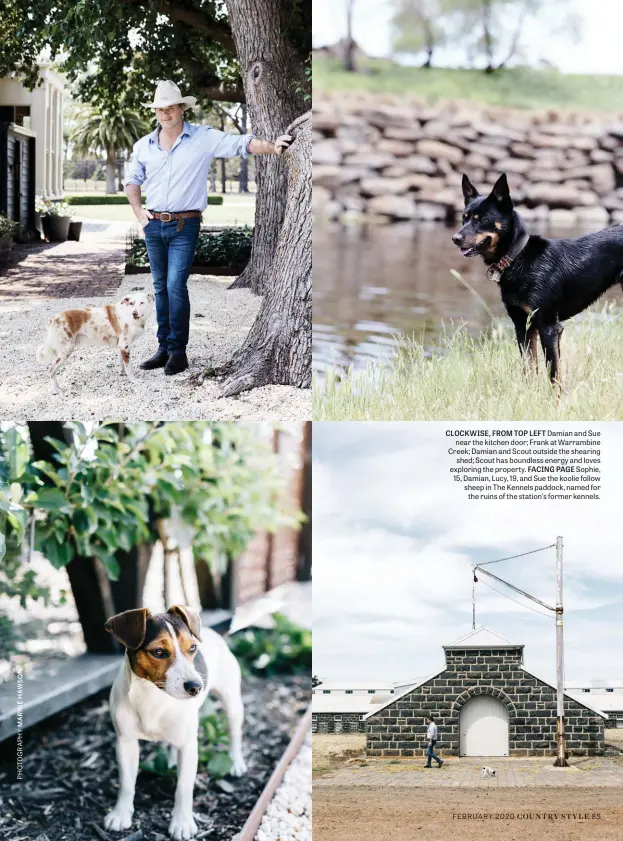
xmin=313 ymin=713 xmax=365 ymax=733
xmin=314 ymin=94 xmax=623 ymax=227
xmin=365 ymin=646 xmax=605 ymax=757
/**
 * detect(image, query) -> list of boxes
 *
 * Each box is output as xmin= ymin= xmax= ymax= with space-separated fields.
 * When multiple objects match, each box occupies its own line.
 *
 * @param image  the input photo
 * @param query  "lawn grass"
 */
xmin=313 ymin=56 xmax=623 ymax=113
xmin=314 ymin=304 xmax=623 ymax=421
xmin=67 ymin=193 xmax=255 ymax=227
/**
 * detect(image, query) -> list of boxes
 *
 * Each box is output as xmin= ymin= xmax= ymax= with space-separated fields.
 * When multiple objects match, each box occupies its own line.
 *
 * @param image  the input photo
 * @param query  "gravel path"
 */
xmin=0 ymin=274 xmax=310 ymax=421
xmin=256 ymin=729 xmax=311 ymax=841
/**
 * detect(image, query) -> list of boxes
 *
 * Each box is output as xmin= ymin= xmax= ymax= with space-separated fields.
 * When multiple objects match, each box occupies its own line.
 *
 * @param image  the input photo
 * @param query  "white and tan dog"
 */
xmin=481 ymin=766 xmax=497 ymax=778
xmin=36 ymin=291 xmax=154 ymax=394
xmin=104 ymin=605 xmax=246 ymax=841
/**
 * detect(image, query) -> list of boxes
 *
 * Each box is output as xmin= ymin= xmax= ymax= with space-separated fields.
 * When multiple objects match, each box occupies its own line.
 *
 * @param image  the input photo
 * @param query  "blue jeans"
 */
xmin=426 ymin=740 xmax=441 ymax=765
xmin=143 ymin=217 xmax=200 ymax=353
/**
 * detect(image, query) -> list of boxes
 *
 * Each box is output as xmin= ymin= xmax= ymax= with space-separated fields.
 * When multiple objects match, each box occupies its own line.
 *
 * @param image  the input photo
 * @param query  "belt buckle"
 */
xmin=160 ymin=211 xmax=172 ymax=222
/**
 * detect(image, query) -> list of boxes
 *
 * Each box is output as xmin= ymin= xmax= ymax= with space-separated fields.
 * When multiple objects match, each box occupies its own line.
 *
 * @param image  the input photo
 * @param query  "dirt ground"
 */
xmin=314 ymin=786 xmax=623 ymax=841
xmin=313 ymin=733 xmax=623 ymax=840
xmin=313 ymin=734 xmax=366 ymax=775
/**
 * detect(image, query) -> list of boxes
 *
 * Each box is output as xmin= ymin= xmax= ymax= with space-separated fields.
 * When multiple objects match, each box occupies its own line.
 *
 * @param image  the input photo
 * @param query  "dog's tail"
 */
xmin=36 ymin=344 xmax=53 ymax=364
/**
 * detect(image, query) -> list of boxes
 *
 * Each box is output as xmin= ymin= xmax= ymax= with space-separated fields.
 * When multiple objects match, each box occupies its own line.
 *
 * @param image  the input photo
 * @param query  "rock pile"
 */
xmin=313 ymin=94 xmax=623 ymax=227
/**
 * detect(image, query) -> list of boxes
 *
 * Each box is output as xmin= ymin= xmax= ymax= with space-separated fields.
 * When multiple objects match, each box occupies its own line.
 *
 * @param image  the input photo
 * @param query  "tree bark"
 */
xmin=220 ymin=111 xmax=311 ymax=395
xmin=239 ymin=104 xmax=249 ymax=193
xmin=225 ymin=0 xmax=308 ymax=295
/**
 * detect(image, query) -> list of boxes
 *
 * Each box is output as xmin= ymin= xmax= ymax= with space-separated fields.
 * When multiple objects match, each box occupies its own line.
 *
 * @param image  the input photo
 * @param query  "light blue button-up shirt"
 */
xmin=124 ymin=122 xmax=256 ymax=212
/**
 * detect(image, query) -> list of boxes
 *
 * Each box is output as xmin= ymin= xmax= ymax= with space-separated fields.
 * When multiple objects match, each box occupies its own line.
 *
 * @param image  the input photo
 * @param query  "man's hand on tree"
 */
xmin=274 ymin=134 xmax=293 ymax=155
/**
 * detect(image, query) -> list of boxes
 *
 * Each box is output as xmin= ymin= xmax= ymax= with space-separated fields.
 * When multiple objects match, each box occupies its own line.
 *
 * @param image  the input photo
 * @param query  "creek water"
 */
xmin=313 ymin=219 xmax=616 ymax=375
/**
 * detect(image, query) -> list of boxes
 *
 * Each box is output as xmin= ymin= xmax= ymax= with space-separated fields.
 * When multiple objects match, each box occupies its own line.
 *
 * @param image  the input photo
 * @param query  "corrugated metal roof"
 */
xmin=566 ymin=692 xmax=623 ymax=713
xmin=313 ymin=681 xmax=393 ymax=691
xmin=565 ymin=680 xmax=623 ymax=690
xmin=312 ymin=693 xmax=393 ymax=714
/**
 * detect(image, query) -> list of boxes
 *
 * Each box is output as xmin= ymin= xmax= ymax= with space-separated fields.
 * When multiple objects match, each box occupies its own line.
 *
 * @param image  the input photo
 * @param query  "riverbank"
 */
xmin=313 ymin=57 xmax=623 ymax=113
xmin=314 ymin=305 xmax=623 ymax=421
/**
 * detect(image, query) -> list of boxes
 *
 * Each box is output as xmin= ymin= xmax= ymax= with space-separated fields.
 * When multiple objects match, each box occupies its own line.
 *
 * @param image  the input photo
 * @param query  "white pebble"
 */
xmin=255 ymin=729 xmax=311 ymax=841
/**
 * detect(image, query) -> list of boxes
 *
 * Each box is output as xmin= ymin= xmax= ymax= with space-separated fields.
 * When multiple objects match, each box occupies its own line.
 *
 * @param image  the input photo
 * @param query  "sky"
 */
xmin=312 ymin=0 xmax=623 ymax=75
xmin=313 ymin=422 xmax=623 ymax=686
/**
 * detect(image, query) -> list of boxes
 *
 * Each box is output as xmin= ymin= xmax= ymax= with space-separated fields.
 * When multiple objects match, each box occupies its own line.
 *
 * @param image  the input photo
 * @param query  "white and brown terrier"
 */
xmin=36 ymin=291 xmax=154 ymax=394
xmin=104 ymin=605 xmax=246 ymax=841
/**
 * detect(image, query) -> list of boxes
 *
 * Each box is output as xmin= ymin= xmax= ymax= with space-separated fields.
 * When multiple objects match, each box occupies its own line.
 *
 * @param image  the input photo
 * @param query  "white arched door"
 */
xmin=460 ymin=695 xmax=509 ymax=756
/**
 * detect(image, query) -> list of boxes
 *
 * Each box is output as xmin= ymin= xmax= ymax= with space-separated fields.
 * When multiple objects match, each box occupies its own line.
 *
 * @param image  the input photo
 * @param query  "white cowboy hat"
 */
xmin=142 ymin=80 xmax=197 ymax=109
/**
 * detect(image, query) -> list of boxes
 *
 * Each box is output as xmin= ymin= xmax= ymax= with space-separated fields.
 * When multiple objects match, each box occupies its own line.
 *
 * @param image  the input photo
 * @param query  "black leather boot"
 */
xmin=164 ymin=352 xmax=189 ymax=375
xmin=140 ymin=349 xmax=169 ymax=370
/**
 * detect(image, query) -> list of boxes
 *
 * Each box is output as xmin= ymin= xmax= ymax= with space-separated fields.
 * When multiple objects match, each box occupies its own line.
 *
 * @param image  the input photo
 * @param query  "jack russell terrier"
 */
xmin=104 ymin=605 xmax=246 ymax=840
xmin=36 ymin=291 xmax=154 ymax=395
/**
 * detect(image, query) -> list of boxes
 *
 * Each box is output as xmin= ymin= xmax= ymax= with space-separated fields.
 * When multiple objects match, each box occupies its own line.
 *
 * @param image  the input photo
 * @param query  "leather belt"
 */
xmin=150 ymin=210 xmax=202 ymax=222
xmin=149 ymin=210 xmax=202 ymax=232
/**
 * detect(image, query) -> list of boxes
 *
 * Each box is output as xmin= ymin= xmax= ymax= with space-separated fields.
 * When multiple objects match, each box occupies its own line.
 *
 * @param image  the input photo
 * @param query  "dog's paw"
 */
xmin=104 ymin=803 xmax=133 ymax=831
xmin=230 ymin=753 xmax=247 ymax=776
xmin=169 ymin=810 xmax=198 ymax=840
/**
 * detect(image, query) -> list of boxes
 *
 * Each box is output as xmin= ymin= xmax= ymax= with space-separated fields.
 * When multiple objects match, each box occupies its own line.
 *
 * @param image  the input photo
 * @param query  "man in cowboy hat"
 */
xmin=124 ymin=80 xmax=292 ymax=375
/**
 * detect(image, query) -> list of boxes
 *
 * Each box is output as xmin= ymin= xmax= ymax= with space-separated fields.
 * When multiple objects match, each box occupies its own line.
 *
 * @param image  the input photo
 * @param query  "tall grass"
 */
xmin=313 ymin=57 xmax=623 ymax=114
xmin=314 ymin=305 xmax=623 ymax=421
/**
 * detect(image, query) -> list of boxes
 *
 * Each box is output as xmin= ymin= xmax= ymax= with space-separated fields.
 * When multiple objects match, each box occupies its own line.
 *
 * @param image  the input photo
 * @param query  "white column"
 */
xmin=57 ymin=89 xmax=64 ymax=196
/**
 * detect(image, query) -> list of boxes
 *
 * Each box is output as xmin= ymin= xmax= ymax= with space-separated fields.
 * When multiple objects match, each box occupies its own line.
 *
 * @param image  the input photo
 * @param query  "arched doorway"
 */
xmin=460 ymin=695 xmax=509 ymax=756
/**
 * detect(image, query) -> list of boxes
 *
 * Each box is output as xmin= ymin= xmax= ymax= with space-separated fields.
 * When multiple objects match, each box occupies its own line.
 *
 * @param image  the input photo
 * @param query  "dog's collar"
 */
xmin=487 ymin=230 xmax=530 ymax=284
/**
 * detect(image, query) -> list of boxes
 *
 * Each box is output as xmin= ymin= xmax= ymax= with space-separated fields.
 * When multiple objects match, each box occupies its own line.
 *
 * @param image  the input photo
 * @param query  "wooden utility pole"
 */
xmin=554 ymin=535 xmax=568 ymax=766
xmin=473 ymin=537 xmax=568 ymax=767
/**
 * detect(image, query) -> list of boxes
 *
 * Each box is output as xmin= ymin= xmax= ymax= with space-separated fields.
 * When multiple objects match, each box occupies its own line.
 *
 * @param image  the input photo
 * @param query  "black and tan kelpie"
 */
xmin=452 ymin=173 xmax=623 ymax=385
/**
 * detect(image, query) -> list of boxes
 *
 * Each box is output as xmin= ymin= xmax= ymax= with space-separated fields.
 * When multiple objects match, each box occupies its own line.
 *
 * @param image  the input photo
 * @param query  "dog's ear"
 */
xmin=490 ymin=173 xmax=512 ymax=208
xmin=121 ymin=296 xmax=132 ymax=306
xmin=167 ymin=604 xmax=202 ymax=641
xmin=461 ymin=173 xmax=479 ymax=206
xmin=105 ymin=608 xmax=150 ymax=650
xmin=147 ymin=292 xmax=155 ymax=303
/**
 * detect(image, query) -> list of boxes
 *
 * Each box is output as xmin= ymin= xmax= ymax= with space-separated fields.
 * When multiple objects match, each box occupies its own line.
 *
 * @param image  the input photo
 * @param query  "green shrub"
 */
xmin=65 ymin=194 xmax=224 ymax=206
xmin=127 ymin=226 xmax=253 ymax=268
xmin=0 ymin=214 xmax=21 ymax=239
xmin=228 ymin=612 xmax=312 ymax=676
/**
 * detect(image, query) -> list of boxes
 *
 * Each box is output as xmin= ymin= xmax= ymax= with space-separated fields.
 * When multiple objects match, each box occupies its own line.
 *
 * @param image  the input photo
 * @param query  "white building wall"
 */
xmin=0 ymin=66 xmax=65 ymax=199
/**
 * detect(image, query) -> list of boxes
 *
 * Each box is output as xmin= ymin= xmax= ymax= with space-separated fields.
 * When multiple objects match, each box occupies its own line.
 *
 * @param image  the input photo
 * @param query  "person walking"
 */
xmin=125 ymin=80 xmax=292 ymax=376
xmin=425 ymin=715 xmax=443 ymax=768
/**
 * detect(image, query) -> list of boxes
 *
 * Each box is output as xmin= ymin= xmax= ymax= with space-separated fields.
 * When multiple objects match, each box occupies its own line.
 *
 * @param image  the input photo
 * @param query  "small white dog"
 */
xmin=36 ymin=291 xmax=154 ymax=394
xmin=104 ymin=605 xmax=246 ymax=841
xmin=481 ymin=766 xmax=497 ymax=778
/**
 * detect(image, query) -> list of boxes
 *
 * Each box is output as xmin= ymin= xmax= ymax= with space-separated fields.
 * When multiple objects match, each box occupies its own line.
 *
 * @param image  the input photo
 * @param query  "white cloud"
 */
xmin=313 ymin=423 xmax=623 ymax=684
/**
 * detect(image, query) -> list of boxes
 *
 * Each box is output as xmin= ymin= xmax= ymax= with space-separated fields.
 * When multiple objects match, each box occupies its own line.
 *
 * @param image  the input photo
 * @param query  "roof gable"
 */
xmin=443 ymin=626 xmax=523 ymax=649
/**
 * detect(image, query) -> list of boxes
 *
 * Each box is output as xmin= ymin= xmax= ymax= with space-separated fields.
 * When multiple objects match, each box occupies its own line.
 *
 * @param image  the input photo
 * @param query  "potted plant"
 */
xmin=0 ymin=214 xmax=21 ymax=263
xmin=40 ymin=200 xmax=74 ymax=243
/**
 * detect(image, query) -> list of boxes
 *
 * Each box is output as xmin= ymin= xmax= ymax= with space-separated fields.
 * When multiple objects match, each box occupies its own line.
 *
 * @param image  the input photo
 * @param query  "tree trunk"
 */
xmin=220 ymin=111 xmax=311 ymax=395
xmin=297 ymin=421 xmax=312 ymax=582
xmin=105 ymin=154 xmax=117 ymax=194
xmin=225 ymin=0 xmax=308 ymax=294
xmin=344 ymin=0 xmax=357 ymax=72
xmin=239 ymin=104 xmax=249 ymax=193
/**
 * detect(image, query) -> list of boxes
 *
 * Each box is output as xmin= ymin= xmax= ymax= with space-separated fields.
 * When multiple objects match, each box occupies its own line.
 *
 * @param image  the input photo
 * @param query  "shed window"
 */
xmin=582 ymin=688 xmax=590 ymax=693
xmin=606 ymin=688 xmax=614 ymax=693
xmin=368 ymin=690 xmax=376 ymax=694
xmin=312 ymin=715 xmax=317 ymax=720
xmin=346 ymin=690 xmax=353 ymax=694
xmin=334 ymin=715 xmax=342 ymax=721
xmin=323 ymin=690 xmax=330 ymax=694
